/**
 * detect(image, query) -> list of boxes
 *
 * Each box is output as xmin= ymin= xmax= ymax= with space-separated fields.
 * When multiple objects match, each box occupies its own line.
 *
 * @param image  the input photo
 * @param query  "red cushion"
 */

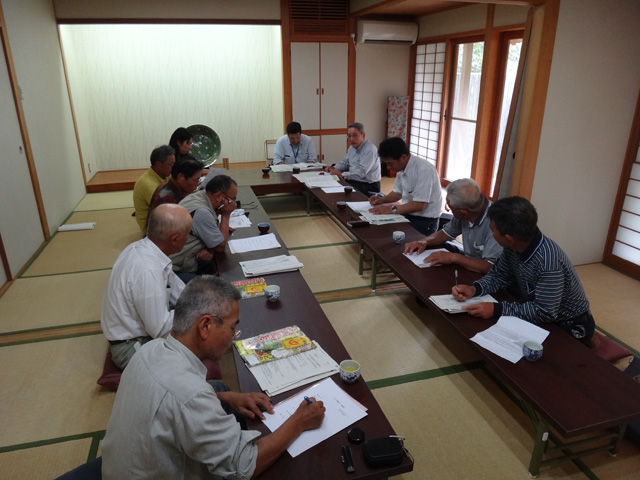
xmin=591 ymin=331 xmax=632 ymax=362
xmin=97 ymin=347 xmax=222 ymax=391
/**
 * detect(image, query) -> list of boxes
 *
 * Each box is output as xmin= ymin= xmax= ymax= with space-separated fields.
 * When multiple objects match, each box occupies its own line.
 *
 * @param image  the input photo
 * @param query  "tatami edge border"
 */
xmin=366 ymin=361 xmax=485 ymax=390
xmin=0 ymin=430 xmax=105 ymax=455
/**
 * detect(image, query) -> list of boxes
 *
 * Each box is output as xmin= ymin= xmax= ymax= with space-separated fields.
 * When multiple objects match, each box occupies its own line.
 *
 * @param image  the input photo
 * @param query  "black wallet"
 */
xmin=362 ymin=436 xmax=405 ymax=467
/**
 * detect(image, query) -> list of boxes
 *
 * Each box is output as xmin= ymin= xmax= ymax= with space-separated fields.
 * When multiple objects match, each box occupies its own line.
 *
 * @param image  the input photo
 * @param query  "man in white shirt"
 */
xmin=102 ymin=276 xmax=325 ymax=480
xmin=273 ymin=121 xmax=317 ymax=164
xmin=327 ymin=123 xmax=381 ymax=195
xmin=101 ymin=204 xmax=192 ymax=369
xmin=369 ymin=137 xmax=442 ymax=235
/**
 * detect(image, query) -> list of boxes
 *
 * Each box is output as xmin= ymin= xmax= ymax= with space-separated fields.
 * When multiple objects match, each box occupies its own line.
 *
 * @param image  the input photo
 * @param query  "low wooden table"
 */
xmin=216 ymin=186 xmax=414 ymax=479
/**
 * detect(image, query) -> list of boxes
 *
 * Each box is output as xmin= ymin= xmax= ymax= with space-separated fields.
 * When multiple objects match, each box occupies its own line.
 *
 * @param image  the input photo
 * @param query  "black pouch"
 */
xmin=362 ymin=436 xmax=405 ymax=467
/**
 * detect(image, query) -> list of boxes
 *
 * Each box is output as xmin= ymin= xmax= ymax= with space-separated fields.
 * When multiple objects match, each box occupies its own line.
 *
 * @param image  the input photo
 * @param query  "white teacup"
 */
xmin=339 ymin=359 xmax=361 ymax=384
xmin=392 ymin=231 xmax=405 ymax=243
xmin=264 ymin=285 xmax=280 ymax=303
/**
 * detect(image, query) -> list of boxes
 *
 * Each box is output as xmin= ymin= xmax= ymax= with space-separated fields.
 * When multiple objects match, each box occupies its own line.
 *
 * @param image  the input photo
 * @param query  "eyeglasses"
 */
xmin=221 ymin=191 xmax=237 ymax=202
xmin=231 ymin=327 xmax=242 ymax=340
xmin=208 ymin=314 xmax=241 ymax=339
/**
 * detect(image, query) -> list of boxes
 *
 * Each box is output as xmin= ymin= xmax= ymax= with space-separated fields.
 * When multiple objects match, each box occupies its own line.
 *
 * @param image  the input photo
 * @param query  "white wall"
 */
xmin=532 ymin=0 xmax=640 ymax=265
xmin=418 ymin=4 xmax=488 ymax=38
xmin=355 ymin=43 xmax=411 ymax=149
xmin=60 ymin=24 xmax=283 ymax=172
xmin=53 ymin=0 xmax=280 ymax=20
xmin=2 ymin=0 xmax=85 ymax=235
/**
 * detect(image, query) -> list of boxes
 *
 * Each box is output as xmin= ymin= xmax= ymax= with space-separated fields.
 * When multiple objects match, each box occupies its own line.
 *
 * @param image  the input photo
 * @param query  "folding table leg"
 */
xmin=358 ymin=242 xmax=365 ymax=275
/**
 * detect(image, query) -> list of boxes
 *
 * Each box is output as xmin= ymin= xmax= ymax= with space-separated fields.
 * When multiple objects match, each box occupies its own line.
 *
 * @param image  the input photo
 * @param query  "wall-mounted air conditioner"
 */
xmin=356 ymin=20 xmax=419 ymax=45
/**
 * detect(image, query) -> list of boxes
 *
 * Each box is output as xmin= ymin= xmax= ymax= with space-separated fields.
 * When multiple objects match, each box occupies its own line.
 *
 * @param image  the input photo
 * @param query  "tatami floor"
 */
xmin=1 ymin=181 xmax=639 ymax=479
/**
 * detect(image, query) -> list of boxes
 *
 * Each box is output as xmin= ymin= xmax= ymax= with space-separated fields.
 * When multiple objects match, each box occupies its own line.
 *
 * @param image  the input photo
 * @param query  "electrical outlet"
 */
xmin=88 ymin=163 xmax=92 ymax=173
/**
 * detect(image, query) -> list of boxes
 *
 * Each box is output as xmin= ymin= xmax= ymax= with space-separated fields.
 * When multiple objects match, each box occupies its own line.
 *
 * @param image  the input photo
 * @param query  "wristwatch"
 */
xmin=391 ymin=206 xmax=397 ymax=214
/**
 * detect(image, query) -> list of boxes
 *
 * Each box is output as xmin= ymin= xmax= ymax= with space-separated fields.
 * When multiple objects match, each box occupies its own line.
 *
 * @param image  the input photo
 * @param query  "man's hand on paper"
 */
xmin=291 ymin=398 xmax=325 ymax=432
xmin=404 ymin=240 xmax=427 ymax=255
xmin=463 ymin=302 xmax=494 ymax=319
xmin=217 ymin=391 xmax=274 ymax=420
xmin=452 ymin=284 xmax=475 ymax=301
xmin=423 ymin=250 xmax=455 ymax=266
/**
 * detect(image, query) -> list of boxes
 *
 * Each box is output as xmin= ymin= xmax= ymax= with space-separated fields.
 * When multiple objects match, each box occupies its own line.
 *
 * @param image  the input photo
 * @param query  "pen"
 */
xmin=304 ymin=396 xmax=313 ymax=404
xmin=368 ymin=191 xmax=384 ymax=197
xmin=455 ymin=269 xmax=458 ymax=288
xmin=341 ymin=445 xmax=355 ymax=473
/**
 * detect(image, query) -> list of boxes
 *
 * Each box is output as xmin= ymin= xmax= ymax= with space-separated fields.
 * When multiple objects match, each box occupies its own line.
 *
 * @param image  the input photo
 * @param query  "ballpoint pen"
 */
xmin=304 ymin=396 xmax=313 ymax=404
xmin=455 ymin=269 xmax=458 ymax=288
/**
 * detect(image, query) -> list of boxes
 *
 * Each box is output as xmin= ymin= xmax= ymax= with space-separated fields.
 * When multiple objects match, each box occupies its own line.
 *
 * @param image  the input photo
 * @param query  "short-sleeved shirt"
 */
xmin=133 ymin=167 xmax=167 ymax=233
xmin=273 ymin=134 xmax=317 ymax=164
xmin=442 ymin=198 xmax=503 ymax=264
xmin=392 ymin=155 xmax=442 ymax=218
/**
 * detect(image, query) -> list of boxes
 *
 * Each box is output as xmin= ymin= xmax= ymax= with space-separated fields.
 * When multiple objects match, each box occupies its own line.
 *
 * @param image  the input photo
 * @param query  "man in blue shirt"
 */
xmin=452 ymin=196 xmax=595 ymax=345
xmin=273 ymin=121 xmax=317 ymax=165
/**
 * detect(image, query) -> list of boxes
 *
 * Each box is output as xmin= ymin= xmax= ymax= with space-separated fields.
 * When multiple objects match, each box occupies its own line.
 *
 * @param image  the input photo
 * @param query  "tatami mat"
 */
xmin=0 ymin=335 xmax=114 ymax=448
xmin=294 ymin=243 xmax=371 ymax=292
xmin=0 ymin=438 xmax=93 ymax=480
xmin=74 ymin=191 xmax=133 ymax=211
xmin=372 ymin=371 xmax=589 ymax=479
xmin=272 ymin=215 xmax=353 ymax=248
xmin=0 ymin=271 xmax=109 ymax=334
xmin=322 ymin=293 xmax=480 ymax=381
xmin=576 ymin=263 xmax=640 ymax=351
xmin=22 ymin=210 xmax=140 ymax=277
xmin=259 ymin=193 xmax=320 ymax=217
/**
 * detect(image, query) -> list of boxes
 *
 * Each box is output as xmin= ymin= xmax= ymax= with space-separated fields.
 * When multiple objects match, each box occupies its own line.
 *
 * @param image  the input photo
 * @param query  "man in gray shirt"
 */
xmin=404 ymin=178 xmax=503 ymax=273
xmin=102 ymin=276 xmax=325 ymax=479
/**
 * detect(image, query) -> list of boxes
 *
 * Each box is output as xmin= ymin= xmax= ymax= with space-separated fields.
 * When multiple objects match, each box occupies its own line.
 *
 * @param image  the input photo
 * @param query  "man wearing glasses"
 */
xmin=171 ymin=174 xmax=237 ymax=282
xmin=326 ymin=122 xmax=381 ymax=195
xmin=102 ymin=276 xmax=325 ymax=479
xmin=404 ymin=178 xmax=502 ymax=273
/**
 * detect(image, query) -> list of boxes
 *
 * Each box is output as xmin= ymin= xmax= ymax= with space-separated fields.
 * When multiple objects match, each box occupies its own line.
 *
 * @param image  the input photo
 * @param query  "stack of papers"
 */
xmin=346 ymin=201 xmax=409 ymax=225
xmin=321 ymin=186 xmax=348 ymax=194
xmin=429 ymin=294 xmax=497 ymax=313
xmin=270 ymin=163 xmax=325 ymax=173
xmin=239 ymin=255 xmax=304 ymax=277
xmin=229 ymin=209 xmax=251 ymax=229
xmin=470 ymin=316 xmax=550 ymax=363
xmin=249 ymin=341 xmax=340 ymax=396
xmin=228 ymin=233 xmax=281 ymax=254
xmin=262 ymin=378 xmax=367 ymax=457
xmin=403 ymin=248 xmax=448 ymax=267
xmin=292 ymin=172 xmax=342 ymax=188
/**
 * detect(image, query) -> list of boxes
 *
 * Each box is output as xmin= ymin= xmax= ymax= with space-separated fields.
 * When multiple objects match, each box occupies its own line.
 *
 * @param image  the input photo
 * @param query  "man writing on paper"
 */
xmin=326 ymin=123 xmax=381 ymax=195
xmin=171 ymin=174 xmax=237 ymax=282
xmin=369 ymin=137 xmax=442 ymax=236
xmin=133 ymin=145 xmax=175 ymax=234
xmin=452 ymin=196 xmax=596 ymax=346
xmin=273 ymin=121 xmax=317 ymax=164
xmin=101 ymin=204 xmax=191 ymax=369
xmin=102 ymin=276 xmax=325 ymax=480
xmin=404 ymin=178 xmax=503 ymax=273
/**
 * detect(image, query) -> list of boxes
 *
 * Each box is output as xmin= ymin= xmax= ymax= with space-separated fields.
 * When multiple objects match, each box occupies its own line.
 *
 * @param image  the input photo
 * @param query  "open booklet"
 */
xmin=429 ymin=294 xmax=497 ymax=313
xmin=403 ymin=248 xmax=448 ymax=267
xmin=234 ymin=325 xmax=316 ymax=367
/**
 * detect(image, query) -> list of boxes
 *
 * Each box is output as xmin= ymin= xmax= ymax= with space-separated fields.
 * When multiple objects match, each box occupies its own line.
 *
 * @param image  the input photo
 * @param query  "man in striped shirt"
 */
xmin=452 ymin=196 xmax=595 ymax=346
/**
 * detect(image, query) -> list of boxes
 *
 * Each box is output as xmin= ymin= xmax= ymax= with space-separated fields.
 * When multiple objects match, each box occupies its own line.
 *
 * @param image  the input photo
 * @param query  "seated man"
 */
xmin=404 ymin=178 xmax=503 ymax=273
xmin=369 ymin=137 xmax=442 ymax=236
xmin=326 ymin=123 xmax=381 ymax=195
xmin=452 ymin=196 xmax=596 ymax=346
xmin=133 ymin=145 xmax=175 ymax=234
xmin=273 ymin=121 xmax=317 ymax=164
xmin=101 ymin=276 xmax=325 ymax=480
xmin=171 ymin=174 xmax=237 ymax=282
xmin=149 ymin=157 xmax=204 ymax=210
xmin=101 ymin=204 xmax=192 ymax=369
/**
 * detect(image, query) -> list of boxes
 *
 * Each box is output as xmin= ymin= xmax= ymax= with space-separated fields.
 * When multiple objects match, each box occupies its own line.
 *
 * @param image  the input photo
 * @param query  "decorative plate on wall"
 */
xmin=186 ymin=124 xmax=221 ymax=167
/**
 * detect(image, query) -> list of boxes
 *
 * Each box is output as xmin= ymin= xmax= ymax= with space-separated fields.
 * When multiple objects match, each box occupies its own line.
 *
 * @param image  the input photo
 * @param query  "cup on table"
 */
xmin=258 ymin=222 xmax=270 ymax=234
xmin=264 ymin=284 xmax=280 ymax=302
xmin=522 ymin=341 xmax=543 ymax=361
xmin=344 ymin=186 xmax=354 ymax=194
xmin=337 ymin=201 xmax=347 ymax=211
xmin=292 ymin=166 xmax=301 ymax=174
xmin=392 ymin=231 xmax=405 ymax=243
xmin=262 ymin=167 xmax=270 ymax=176
xmin=339 ymin=359 xmax=361 ymax=384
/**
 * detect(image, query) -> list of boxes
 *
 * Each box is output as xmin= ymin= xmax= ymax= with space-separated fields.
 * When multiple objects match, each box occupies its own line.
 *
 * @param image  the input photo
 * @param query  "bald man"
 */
xmin=101 ymin=204 xmax=192 ymax=369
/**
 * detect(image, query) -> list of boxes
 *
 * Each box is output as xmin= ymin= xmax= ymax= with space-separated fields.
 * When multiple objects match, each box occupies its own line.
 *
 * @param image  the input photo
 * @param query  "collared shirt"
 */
xmin=101 ymin=237 xmax=184 ymax=341
xmin=334 ymin=139 xmax=381 ymax=183
xmin=133 ymin=167 xmax=167 ymax=234
xmin=102 ymin=335 xmax=260 ymax=480
xmin=474 ymin=230 xmax=590 ymax=323
xmin=273 ymin=134 xmax=317 ymax=164
xmin=392 ymin=154 xmax=442 ymax=219
xmin=442 ymin=198 xmax=503 ymax=264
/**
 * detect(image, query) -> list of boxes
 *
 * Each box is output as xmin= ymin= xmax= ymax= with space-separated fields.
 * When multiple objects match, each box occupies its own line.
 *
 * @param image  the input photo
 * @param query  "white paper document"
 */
xmin=57 ymin=222 xmax=96 ymax=232
xmin=403 ymin=248 xmax=448 ymax=267
xmin=470 ymin=316 xmax=550 ymax=363
xmin=239 ymin=255 xmax=304 ymax=277
xmin=346 ymin=201 xmax=372 ymax=213
xmin=271 ymin=163 xmax=325 ymax=173
xmin=229 ymin=209 xmax=251 ymax=229
xmin=248 ymin=341 xmax=340 ymax=396
xmin=262 ymin=378 xmax=368 ymax=457
xmin=228 ymin=233 xmax=281 ymax=254
xmin=321 ymin=186 xmax=347 ymax=194
xmin=429 ymin=294 xmax=497 ymax=313
xmin=359 ymin=211 xmax=410 ymax=225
